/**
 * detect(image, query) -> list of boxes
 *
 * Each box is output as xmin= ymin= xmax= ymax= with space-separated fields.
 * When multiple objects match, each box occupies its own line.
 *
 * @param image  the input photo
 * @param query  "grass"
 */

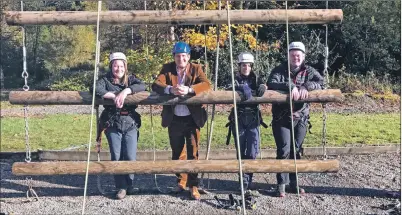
xmin=0 ymin=112 xmax=400 ymax=152
xmin=1 ymin=101 xmax=23 ymax=109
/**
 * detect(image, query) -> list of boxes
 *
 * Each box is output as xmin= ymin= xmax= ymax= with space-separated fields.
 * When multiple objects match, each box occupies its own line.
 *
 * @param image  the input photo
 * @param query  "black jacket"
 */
xmin=267 ymin=62 xmax=323 ymax=120
xmin=94 ymin=72 xmax=146 ymax=132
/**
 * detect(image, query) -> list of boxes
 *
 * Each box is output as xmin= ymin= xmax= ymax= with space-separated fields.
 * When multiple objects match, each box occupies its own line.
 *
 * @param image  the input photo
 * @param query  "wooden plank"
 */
xmin=5 ymin=9 xmax=343 ymax=26
xmin=36 ymin=145 xmax=400 ymax=161
xmin=8 ymin=89 xmax=344 ymax=105
xmin=12 ymin=159 xmax=339 ymax=176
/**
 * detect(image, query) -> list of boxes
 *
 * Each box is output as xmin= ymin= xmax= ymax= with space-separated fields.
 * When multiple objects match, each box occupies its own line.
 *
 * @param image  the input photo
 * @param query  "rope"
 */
xmin=254 ymin=0 xmax=263 ymax=161
xmin=226 ymin=1 xmax=246 ymax=214
xmin=321 ymin=1 xmax=329 ymax=160
xmin=285 ymin=2 xmax=302 ymax=214
xmin=200 ymin=0 xmax=222 ymax=191
xmin=145 ymin=1 xmax=169 ymax=195
xmin=82 ymin=1 xmax=102 ymax=214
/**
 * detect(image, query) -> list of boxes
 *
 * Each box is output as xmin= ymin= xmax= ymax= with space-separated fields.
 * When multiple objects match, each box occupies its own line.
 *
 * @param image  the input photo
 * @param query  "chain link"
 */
xmin=321 ymin=1 xmax=329 ymax=160
xmin=23 ymin=106 xmax=31 ymax=162
xmin=25 ymin=177 xmax=39 ymax=201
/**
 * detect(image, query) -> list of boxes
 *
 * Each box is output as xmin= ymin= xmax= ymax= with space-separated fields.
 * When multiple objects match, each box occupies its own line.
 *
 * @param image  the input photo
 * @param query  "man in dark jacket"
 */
xmin=226 ymin=52 xmax=267 ymax=192
xmin=152 ymin=42 xmax=211 ymax=200
xmin=267 ymin=42 xmax=324 ymax=197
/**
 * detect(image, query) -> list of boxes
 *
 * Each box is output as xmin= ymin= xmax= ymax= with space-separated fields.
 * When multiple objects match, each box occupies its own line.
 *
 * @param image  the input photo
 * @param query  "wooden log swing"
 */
xmin=12 ymin=159 xmax=340 ymax=176
xmin=9 ymin=89 xmax=344 ymax=105
xmin=5 ymin=9 xmax=343 ymax=26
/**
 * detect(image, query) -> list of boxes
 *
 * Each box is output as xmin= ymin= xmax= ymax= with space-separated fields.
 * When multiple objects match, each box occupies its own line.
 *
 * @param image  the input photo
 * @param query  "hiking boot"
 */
xmin=116 ymin=189 xmax=127 ymax=200
xmin=190 ymin=186 xmax=201 ymax=200
xmin=277 ymin=184 xmax=286 ymax=198
xmin=172 ymin=173 xmax=188 ymax=193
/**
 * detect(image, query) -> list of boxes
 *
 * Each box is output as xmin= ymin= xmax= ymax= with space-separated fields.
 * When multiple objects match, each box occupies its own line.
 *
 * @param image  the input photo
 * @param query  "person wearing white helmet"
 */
xmin=152 ymin=42 xmax=211 ymax=201
xmin=93 ymin=52 xmax=146 ymax=200
xmin=267 ymin=42 xmax=324 ymax=197
xmin=226 ymin=52 xmax=268 ymax=194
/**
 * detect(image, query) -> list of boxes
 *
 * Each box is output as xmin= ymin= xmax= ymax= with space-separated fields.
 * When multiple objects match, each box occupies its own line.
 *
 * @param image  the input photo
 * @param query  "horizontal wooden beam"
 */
xmin=4 ymin=9 xmax=343 ymax=26
xmin=9 ymin=89 xmax=343 ymax=105
xmin=12 ymin=159 xmax=339 ymax=176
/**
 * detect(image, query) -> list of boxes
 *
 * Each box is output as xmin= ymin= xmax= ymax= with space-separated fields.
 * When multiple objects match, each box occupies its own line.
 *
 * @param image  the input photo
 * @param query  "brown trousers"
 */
xmin=168 ymin=115 xmax=200 ymax=187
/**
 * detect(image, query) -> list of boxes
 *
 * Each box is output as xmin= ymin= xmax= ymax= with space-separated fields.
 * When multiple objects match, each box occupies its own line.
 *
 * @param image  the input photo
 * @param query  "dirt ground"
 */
xmin=0 ymin=152 xmax=400 ymax=215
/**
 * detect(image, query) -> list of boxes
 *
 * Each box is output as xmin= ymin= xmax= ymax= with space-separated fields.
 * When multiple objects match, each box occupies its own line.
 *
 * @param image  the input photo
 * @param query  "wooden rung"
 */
xmin=8 ymin=89 xmax=344 ymax=105
xmin=12 ymin=159 xmax=339 ymax=176
xmin=5 ymin=9 xmax=343 ymax=26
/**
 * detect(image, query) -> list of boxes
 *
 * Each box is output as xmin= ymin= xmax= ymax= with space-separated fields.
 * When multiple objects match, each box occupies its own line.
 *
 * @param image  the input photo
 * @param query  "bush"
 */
xmin=46 ymin=70 xmax=94 ymax=91
xmin=329 ymin=65 xmax=400 ymax=95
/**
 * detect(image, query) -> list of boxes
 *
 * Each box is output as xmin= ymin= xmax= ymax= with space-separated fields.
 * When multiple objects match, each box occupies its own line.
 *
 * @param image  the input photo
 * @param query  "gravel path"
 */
xmin=1 ymin=152 xmax=400 ymax=214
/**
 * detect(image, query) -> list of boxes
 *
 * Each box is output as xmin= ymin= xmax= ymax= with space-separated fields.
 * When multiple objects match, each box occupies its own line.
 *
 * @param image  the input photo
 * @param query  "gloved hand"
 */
xmin=240 ymin=83 xmax=252 ymax=100
xmin=256 ymin=84 xmax=267 ymax=97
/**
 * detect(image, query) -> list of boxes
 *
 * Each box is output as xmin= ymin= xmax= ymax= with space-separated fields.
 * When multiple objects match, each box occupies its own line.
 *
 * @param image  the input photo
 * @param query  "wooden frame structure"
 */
xmin=6 ymin=6 xmax=345 ymax=176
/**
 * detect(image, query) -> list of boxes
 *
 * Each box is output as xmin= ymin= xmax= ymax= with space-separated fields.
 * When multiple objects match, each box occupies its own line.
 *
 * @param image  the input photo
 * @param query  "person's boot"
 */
xmin=116 ymin=189 xmax=127 ymax=200
xmin=172 ymin=173 xmax=187 ymax=193
xmin=277 ymin=184 xmax=286 ymax=198
xmin=288 ymin=183 xmax=305 ymax=195
xmin=190 ymin=186 xmax=201 ymax=200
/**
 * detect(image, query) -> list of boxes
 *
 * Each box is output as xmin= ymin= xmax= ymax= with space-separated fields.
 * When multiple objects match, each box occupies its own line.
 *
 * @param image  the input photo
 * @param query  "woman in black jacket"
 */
xmin=95 ymin=52 xmax=146 ymax=199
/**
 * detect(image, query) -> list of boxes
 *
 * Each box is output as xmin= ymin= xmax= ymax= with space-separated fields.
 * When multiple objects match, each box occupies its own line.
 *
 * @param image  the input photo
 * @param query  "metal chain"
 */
xmin=20 ymin=1 xmax=31 ymax=163
xmin=20 ymin=0 xmax=38 ymax=202
xmin=25 ymin=177 xmax=39 ymax=201
xmin=23 ymin=107 xmax=31 ymax=162
xmin=321 ymin=1 xmax=329 ymax=160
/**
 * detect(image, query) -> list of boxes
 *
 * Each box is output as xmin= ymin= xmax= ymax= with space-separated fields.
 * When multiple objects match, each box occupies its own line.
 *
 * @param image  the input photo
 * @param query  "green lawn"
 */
xmin=1 ymin=112 xmax=400 ymax=152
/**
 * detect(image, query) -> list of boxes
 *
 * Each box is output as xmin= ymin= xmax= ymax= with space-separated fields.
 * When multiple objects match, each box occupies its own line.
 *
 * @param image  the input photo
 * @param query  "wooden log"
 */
xmin=8 ymin=89 xmax=344 ymax=105
xmin=12 ymin=159 xmax=339 ymax=176
xmin=4 ymin=9 xmax=343 ymax=26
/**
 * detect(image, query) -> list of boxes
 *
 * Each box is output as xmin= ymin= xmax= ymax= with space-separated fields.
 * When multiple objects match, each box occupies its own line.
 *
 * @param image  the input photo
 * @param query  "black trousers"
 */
xmin=272 ymin=116 xmax=308 ymax=185
xmin=168 ymin=115 xmax=200 ymax=187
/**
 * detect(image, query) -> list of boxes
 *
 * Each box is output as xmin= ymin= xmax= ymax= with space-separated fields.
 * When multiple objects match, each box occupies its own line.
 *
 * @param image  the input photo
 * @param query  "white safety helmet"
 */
xmin=237 ymin=52 xmax=254 ymax=64
xmin=289 ymin=42 xmax=306 ymax=53
xmin=109 ymin=52 xmax=127 ymax=63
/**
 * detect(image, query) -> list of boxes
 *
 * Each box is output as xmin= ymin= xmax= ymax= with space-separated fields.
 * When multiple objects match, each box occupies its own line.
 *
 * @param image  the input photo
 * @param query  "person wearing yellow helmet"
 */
xmin=94 ymin=52 xmax=146 ymax=200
